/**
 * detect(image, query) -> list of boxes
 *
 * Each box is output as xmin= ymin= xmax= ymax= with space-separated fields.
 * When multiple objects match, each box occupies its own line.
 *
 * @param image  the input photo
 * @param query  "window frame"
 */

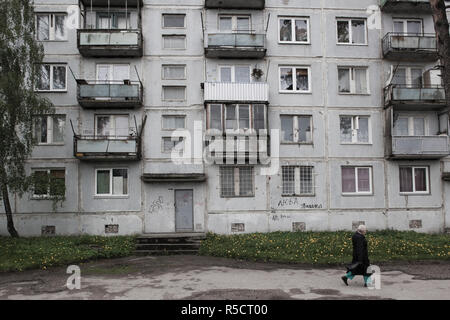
xmin=161 ymin=136 xmax=185 ymax=154
xmin=94 ymin=168 xmax=129 ymax=197
xmin=280 ymin=114 xmax=313 ymax=144
xmin=162 ymin=13 xmax=186 ymax=29
xmin=218 ymin=65 xmax=252 ymax=83
xmin=281 ymin=165 xmax=315 ymax=196
xmin=161 ymin=115 xmax=186 ymax=130
xmin=279 ymin=66 xmax=312 ymax=93
xmin=399 ymin=166 xmax=430 ymax=195
xmin=339 ymin=115 xmax=372 ymax=144
xmin=218 ymin=14 xmax=252 ymax=33
xmin=161 ymin=64 xmax=187 ymax=80
xmin=341 ymin=166 xmax=373 ymax=195
xmin=35 ymin=13 xmax=67 ymax=41
xmin=31 ymin=168 xmax=66 ymax=199
xmin=94 ymin=114 xmax=130 ymax=139
xmin=219 ymin=166 xmax=255 ymax=198
xmin=162 ymin=35 xmax=187 ymax=50
xmin=337 ymin=66 xmax=370 ymax=95
xmin=336 ymin=18 xmax=368 ymax=45
xmin=278 ymin=16 xmax=310 ymax=44
xmin=393 ymin=114 xmax=427 ymax=136
xmin=392 ymin=18 xmax=423 ymax=34
xmin=34 ymin=115 xmax=66 ymax=145
xmin=162 ymin=85 xmax=187 ymax=102
xmin=35 ymin=63 xmax=68 ymax=92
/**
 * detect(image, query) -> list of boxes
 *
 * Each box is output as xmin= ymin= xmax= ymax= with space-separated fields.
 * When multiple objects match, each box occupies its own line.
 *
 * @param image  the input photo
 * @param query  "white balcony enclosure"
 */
xmin=203 ymin=82 xmax=268 ymax=103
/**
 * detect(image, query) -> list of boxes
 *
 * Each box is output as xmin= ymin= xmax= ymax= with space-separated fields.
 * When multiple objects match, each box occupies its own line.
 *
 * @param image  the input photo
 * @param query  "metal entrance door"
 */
xmin=175 ymin=189 xmax=194 ymax=232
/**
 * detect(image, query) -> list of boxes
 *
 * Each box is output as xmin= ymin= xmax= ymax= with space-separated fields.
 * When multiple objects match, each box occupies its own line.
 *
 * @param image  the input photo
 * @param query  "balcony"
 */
xmin=205 ymin=33 xmax=266 ymax=59
xmin=388 ymin=136 xmax=449 ymax=159
xmin=77 ymin=80 xmax=143 ymax=109
xmin=203 ymin=82 xmax=268 ymax=103
xmin=77 ymin=29 xmax=143 ymax=57
xmin=382 ymin=33 xmax=437 ymax=61
xmin=74 ymin=136 xmax=141 ymax=161
xmin=384 ymin=84 xmax=446 ymax=110
xmin=205 ymin=0 xmax=265 ymax=9
xmin=380 ymin=0 xmax=431 ymax=13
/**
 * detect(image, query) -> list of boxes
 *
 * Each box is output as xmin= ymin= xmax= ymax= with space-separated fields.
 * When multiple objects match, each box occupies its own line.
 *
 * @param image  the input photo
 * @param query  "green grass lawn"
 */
xmin=0 ymin=235 xmax=136 ymax=272
xmin=199 ymin=231 xmax=450 ymax=265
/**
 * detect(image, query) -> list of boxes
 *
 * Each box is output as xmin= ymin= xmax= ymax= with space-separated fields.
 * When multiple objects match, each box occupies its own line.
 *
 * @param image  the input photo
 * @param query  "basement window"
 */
xmin=282 ymin=166 xmax=314 ymax=196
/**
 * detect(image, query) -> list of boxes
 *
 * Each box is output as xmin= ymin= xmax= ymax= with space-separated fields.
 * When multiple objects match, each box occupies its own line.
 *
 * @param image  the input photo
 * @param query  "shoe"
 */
xmin=341 ymin=276 xmax=348 ymax=286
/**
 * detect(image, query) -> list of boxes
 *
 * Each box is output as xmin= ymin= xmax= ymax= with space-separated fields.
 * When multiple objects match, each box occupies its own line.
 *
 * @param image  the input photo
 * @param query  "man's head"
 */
xmin=357 ymin=224 xmax=367 ymax=235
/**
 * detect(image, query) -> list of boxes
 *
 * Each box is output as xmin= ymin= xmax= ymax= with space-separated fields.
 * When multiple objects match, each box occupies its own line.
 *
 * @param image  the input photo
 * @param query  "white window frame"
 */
xmin=35 ymin=64 xmax=67 ymax=92
xmin=399 ymin=166 xmax=430 ymax=195
xmin=35 ymin=13 xmax=67 ymax=41
xmin=338 ymin=66 xmax=370 ymax=95
xmin=281 ymin=165 xmax=315 ymax=196
xmin=162 ymin=14 xmax=186 ymax=29
xmin=219 ymin=65 xmax=251 ymax=83
xmin=32 ymin=168 xmax=66 ymax=199
xmin=393 ymin=115 xmax=427 ymax=136
xmin=280 ymin=114 xmax=313 ymax=144
xmin=278 ymin=17 xmax=310 ymax=44
xmin=220 ymin=166 xmax=255 ymax=198
xmin=162 ymin=86 xmax=187 ymax=101
xmin=94 ymin=168 xmax=128 ymax=197
xmin=336 ymin=18 xmax=367 ymax=45
xmin=340 ymin=115 xmax=372 ymax=144
xmin=161 ymin=64 xmax=186 ymax=80
xmin=95 ymin=114 xmax=130 ymax=139
xmin=279 ymin=66 xmax=311 ymax=93
xmin=35 ymin=115 xmax=66 ymax=145
xmin=161 ymin=136 xmax=185 ymax=153
xmin=218 ymin=15 xmax=251 ymax=33
xmin=162 ymin=35 xmax=187 ymax=50
xmin=224 ymin=104 xmax=252 ymax=132
xmin=392 ymin=18 xmax=423 ymax=34
xmin=161 ymin=115 xmax=186 ymax=130
xmin=341 ymin=166 xmax=373 ymax=195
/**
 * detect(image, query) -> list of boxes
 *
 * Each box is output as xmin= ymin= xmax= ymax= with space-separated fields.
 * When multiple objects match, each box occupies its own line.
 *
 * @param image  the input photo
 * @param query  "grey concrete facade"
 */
xmin=1 ymin=0 xmax=449 ymax=236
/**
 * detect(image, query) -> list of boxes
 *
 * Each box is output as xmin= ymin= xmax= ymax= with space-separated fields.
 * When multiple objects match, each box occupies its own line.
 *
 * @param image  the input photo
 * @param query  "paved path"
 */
xmin=0 ymin=256 xmax=449 ymax=300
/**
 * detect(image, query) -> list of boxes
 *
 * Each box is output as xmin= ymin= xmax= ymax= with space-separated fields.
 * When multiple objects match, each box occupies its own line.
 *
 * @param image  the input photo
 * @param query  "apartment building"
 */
xmin=0 ymin=0 xmax=449 ymax=236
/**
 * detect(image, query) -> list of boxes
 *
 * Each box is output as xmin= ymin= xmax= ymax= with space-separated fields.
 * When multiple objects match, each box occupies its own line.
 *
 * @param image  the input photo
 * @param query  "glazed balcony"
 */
xmin=74 ymin=135 xmax=141 ymax=161
xmin=384 ymin=84 xmax=446 ymax=110
xmin=388 ymin=135 xmax=449 ymax=159
xmin=77 ymin=29 xmax=143 ymax=57
xmin=382 ymin=33 xmax=437 ymax=62
xmin=77 ymin=80 xmax=143 ymax=109
xmin=205 ymin=0 xmax=265 ymax=9
xmin=203 ymin=82 xmax=268 ymax=103
xmin=205 ymin=33 xmax=266 ymax=59
xmin=380 ymin=0 xmax=431 ymax=13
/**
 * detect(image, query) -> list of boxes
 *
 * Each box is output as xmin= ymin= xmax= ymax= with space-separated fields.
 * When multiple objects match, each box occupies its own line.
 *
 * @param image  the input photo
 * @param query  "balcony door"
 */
xmin=393 ymin=19 xmax=422 ymax=34
xmin=393 ymin=115 xmax=426 ymax=136
xmin=219 ymin=65 xmax=251 ymax=83
xmin=95 ymin=115 xmax=129 ymax=139
xmin=96 ymin=64 xmax=130 ymax=83
xmin=392 ymin=67 xmax=422 ymax=87
xmin=219 ymin=15 xmax=251 ymax=33
xmin=96 ymin=12 xmax=130 ymax=29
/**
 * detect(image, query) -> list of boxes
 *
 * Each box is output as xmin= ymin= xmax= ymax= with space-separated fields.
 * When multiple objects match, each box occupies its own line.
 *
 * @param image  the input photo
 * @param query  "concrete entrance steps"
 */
xmin=135 ymin=232 xmax=206 ymax=255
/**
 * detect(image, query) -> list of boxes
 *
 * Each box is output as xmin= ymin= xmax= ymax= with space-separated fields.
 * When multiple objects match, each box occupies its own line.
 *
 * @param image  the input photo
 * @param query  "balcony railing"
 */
xmin=384 ymin=84 xmax=446 ymax=110
xmin=77 ymin=29 xmax=143 ymax=57
xmin=205 ymin=0 xmax=265 ymax=9
xmin=74 ymin=135 xmax=141 ymax=161
xmin=205 ymin=33 xmax=266 ymax=58
xmin=203 ymin=82 xmax=268 ymax=103
xmin=380 ymin=0 xmax=431 ymax=13
xmin=77 ymin=80 xmax=143 ymax=108
xmin=382 ymin=33 xmax=437 ymax=61
xmin=390 ymin=135 xmax=449 ymax=159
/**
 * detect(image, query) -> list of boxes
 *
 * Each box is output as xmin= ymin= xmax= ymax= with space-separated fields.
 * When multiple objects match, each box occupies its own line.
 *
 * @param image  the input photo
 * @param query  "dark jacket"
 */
xmin=347 ymin=232 xmax=370 ymax=276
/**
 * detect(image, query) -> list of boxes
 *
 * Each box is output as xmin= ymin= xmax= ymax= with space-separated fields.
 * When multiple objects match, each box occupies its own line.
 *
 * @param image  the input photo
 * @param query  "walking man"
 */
xmin=341 ymin=225 xmax=372 ymax=287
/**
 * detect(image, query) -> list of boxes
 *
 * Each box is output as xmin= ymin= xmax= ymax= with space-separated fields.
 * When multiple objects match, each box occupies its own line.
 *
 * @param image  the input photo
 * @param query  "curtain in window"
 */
xmin=394 ymin=118 xmax=409 ymax=136
xmin=237 ymin=17 xmax=250 ymax=32
xmin=351 ymin=20 xmax=365 ymax=44
xmin=338 ymin=68 xmax=350 ymax=93
xmin=414 ymin=168 xmax=427 ymax=192
xmin=340 ymin=116 xmax=352 ymax=142
xmin=298 ymin=116 xmax=311 ymax=142
xmin=357 ymin=168 xmax=370 ymax=192
xmin=97 ymin=170 xmax=110 ymax=194
xmin=220 ymin=67 xmax=232 ymax=82
xmin=413 ymin=118 xmax=425 ymax=136
xmin=342 ymin=167 xmax=356 ymax=193
xmin=399 ymin=167 xmax=413 ymax=192
xmin=163 ymin=66 xmax=185 ymax=80
xmin=280 ymin=68 xmax=293 ymax=90
xmin=357 ymin=117 xmax=369 ymax=143
xmin=38 ymin=117 xmax=47 ymax=143
xmin=220 ymin=17 xmax=232 ymax=31
xmin=296 ymin=68 xmax=308 ymax=91
xmin=235 ymin=66 xmax=250 ymax=83
xmin=52 ymin=116 xmax=65 ymax=143
xmin=281 ymin=116 xmax=294 ymax=141
xmin=112 ymin=169 xmax=127 ymax=195
xmin=53 ymin=66 xmax=66 ymax=90
xmin=55 ymin=15 xmax=66 ymax=40
xmin=407 ymin=21 xmax=421 ymax=34
xmin=37 ymin=15 xmax=49 ymax=40
xmin=337 ymin=21 xmax=349 ymax=43
xmin=295 ymin=19 xmax=308 ymax=42
xmin=354 ymin=68 xmax=367 ymax=94
xmin=96 ymin=116 xmax=111 ymax=137
xmin=37 ymin=65 xmax=50 ymax=90
xmin=280 ymin=19 xmax=292 ymax=41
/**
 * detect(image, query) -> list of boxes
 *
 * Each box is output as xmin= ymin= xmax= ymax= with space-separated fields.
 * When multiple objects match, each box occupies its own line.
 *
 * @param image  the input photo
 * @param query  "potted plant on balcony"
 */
xmin=252 ymin=68 xmax=264 ymax=80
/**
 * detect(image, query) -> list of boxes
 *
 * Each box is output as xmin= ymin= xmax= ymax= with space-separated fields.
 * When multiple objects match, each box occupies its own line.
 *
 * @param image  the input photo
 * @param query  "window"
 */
xmin=96 ymin=115 xmax=129 ymax=139
xmin=340 ymin=115 xmax=370 ymax=143
xmin=32 ymin=169 xmax=65 ymax=198
xmin=96 ymin=64 xmax=129 ymax=82
xmin=282 ymin=166 xmax=314 ymax=196
xmin=392 ymin=67 xmax=423 ymax=87
xmin=338 ymin=67 xmax=368 ymax=94
xmin=279 ymin=17 xmax=309 ymax=43
xmin=219 ymin=65 xmax=251 ymax=83
xmin=393 ymin=116 xmax=425 ymax=136
xmin=162 ymin=137 xmax=184 ymax=153
xmin=34 ymin=115 xmax=66 ymax=144
xmin=220 ymin=166 xmax=254 ymax=197
xmin=393 ymin=19 xmax=422 ymax=34
xmin=279 ymin=67 xmax=310 ymax=92
xmin=96 ymin=12 xmax=131 ymax=29
xmin=399 ymin=166 xmax=429 ymax=194
xmin=36 ymin=64 xmax=67 ymax=91
xmin=341 ymin=167 xmax=372 ymax=194
xmin=162 ymin=65 xmax=186 ymax=80
xmin=36 ymin=13 xmax=66 ymax=40
xmin=96 ymin=169 xmax=128 ymax=196
xmin=163 ymin=14 xmax=186 ymax=28
xmin=162 ymin=115 xmax=186 ymax=130
xmin=280 ymin=115 xmax=312 ymax=143
xmin=208 ymin=104 xmax=266 ymax=132
xmin=337 ymin=18 xmax=367 ymax=44
xmin=163 ymin=35 xmax=186 ymax=49
xmin=219 ymin=15 xmax=250 ymax=32
xmin=162 ymin=86 xmax=186 ymax=101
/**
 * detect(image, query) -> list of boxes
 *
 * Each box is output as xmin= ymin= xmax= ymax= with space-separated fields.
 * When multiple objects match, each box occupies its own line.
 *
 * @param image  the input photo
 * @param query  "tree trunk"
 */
xmin=2 ymin=183 xmax=19 ymax=238
xmin=430 ymin=0 xmax=450 ymax=112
